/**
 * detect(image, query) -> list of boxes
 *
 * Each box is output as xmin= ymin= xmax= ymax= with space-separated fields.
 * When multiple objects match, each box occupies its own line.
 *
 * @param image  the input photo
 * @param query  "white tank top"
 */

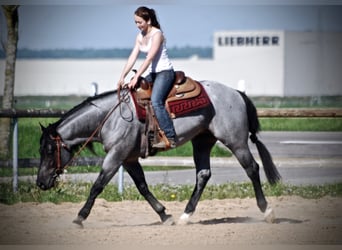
xmin=138 ymin=29 xmax=173 ymax=73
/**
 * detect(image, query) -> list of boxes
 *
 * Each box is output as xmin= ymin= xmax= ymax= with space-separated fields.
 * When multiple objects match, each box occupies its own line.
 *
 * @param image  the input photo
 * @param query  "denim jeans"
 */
xmin=145 ymin=70 xmax=176 ymax=139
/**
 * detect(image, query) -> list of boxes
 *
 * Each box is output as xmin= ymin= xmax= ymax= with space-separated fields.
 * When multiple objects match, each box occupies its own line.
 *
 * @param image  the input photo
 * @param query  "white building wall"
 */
xmin=284 ymin=32 xmax=342 ymax=96
xmin=213 ymin=30 xmax=285 ymax=96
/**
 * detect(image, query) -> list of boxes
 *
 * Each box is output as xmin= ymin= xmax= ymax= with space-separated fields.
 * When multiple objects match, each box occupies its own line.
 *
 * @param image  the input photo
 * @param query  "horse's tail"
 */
xmin=238 ymin=91 xmax=281 ymax=185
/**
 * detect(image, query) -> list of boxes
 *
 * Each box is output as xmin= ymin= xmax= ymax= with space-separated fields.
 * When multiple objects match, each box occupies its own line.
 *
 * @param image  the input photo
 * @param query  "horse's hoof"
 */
xmin=73 ymin=216 xmax=84 ymax=228
xmin=264 ymin=206 xmax=275 ymax=223
xmin=162 ymin=214 xmax=175 ymax=226
xmin=177 ymin=212 xmax=192 ymax=225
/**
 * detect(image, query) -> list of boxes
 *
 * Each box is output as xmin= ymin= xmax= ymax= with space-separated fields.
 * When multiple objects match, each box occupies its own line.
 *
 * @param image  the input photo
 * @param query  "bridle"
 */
xmin=48 ymin=87 xmax=131 ymax=175
xmin=50 ymin=135 xmax=70 ymax=175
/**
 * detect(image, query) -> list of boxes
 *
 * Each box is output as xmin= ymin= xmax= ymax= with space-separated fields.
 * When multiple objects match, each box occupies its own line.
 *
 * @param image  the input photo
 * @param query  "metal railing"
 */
xmin=0 ymin=107 xmax=341 ymax=192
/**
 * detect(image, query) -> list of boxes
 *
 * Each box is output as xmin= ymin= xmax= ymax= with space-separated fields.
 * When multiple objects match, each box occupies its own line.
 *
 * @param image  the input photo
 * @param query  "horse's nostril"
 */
xmin=37 ymin=182 xmax=46 ymax=190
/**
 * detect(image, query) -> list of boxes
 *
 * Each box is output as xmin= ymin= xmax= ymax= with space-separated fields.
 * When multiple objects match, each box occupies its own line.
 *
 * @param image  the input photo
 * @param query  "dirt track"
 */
xmin=0 ymin=196 xmax=341 ymax=246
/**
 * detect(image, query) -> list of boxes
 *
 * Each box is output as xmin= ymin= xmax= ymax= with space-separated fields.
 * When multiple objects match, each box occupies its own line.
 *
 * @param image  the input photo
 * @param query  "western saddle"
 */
xmin=131 ymin=71 xmax=202 ymax=156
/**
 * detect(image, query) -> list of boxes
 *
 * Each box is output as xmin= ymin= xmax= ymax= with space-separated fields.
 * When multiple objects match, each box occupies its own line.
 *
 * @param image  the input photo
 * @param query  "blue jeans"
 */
xmin=145 ymin=70 xmax=176 ymax=139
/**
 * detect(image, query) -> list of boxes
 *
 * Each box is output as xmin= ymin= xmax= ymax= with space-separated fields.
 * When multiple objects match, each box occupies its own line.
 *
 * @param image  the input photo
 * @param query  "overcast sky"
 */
xmin=1 ymin=2 xmax=342 ymax=49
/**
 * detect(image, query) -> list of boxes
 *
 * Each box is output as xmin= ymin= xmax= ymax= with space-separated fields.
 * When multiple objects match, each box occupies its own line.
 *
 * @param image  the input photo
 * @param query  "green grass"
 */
xmin=2 ymin=97 xmax=340 ymax=205
xmin=0 ymin=116 xmax=338 ymax=177
xmin=0 ymin=165 xmax=192 ymax=177
xmin=16 ymin=117 xmax=233 ymax=159
xmin=18 ymin=118 xmax=59 ymax=158
xmin=1 ymin=116 xmax=340 ymax=175
xmin=1 ymin=181 xmax=341 ymax=205
xmin=15 ymin=117 xmax=342 ymax=159
xmin=251 ymin=96 xmax=342 ymax=108
xmin=11 ymin=95 xmax=342 ymax=110
xmin=259 ymin=117 xmax=342 ymax=131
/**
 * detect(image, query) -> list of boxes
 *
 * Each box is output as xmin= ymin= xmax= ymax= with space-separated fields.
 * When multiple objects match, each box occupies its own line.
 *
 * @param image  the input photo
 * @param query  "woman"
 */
xmin=117 ymin=6 xmax=177 ymax=149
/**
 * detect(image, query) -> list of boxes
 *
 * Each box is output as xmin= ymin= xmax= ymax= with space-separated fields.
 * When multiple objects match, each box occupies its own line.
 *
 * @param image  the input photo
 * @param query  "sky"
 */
xmin=1 ymin=1 xmax=342 ymax=49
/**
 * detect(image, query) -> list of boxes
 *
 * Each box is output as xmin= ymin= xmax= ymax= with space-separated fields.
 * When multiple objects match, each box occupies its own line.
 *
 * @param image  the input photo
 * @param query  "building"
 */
xmin=1 ymin=30 xmax=341 ymax=97
xmin=211 ymin=30 xmax=342 ymax=96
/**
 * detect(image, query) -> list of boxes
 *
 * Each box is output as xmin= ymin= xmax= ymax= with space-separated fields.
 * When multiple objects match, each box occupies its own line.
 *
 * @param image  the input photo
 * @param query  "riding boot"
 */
xmin=152 ymin=138 xmax=177 ymax=149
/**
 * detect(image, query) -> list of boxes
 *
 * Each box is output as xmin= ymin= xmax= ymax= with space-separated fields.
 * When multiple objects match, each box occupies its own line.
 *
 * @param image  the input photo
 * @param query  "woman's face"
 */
xmin=134 ymin=15 xmax=149 ymax=32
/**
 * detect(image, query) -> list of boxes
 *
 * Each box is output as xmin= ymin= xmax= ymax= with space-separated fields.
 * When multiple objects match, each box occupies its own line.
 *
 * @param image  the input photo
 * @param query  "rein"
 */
xmin=52 ymin=87 xmax=131 ymax=174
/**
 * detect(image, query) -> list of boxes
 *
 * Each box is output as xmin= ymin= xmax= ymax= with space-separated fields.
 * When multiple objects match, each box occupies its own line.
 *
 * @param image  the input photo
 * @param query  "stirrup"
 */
xmin=152 ymin=138 xmax=176 ymax=149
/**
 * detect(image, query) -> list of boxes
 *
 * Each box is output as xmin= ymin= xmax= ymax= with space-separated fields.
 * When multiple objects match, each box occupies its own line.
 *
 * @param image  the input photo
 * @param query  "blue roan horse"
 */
xmin=37 ymin=80 xmax=281 ymax=226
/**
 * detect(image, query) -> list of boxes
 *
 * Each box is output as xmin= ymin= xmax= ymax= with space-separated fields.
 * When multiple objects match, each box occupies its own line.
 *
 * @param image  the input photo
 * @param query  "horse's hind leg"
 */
xmin=233 ymin=145 xmax=274 ymax=221
xmin=124 ymin=161 xmax=174 ymax=225
xmin=178 ymin=132 xmax=216 ymax=225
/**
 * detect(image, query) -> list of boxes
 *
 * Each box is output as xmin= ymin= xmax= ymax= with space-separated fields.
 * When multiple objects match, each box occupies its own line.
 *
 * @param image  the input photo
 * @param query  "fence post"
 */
xmin=12 ymin=118 xmax=18 ymax=192
xmin=118 ymin=165 xmax=124 ymax=195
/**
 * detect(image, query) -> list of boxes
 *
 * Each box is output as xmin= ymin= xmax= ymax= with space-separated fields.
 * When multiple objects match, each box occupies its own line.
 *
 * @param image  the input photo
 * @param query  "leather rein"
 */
xmin=50 ymin=87 xmax=131 ymax=175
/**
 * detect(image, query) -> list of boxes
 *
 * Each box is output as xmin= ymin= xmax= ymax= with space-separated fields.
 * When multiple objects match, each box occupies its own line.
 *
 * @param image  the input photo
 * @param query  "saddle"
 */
xmin=130 ymin=71 xmax=211 ymax=157
xmin=134 ymin=71 xmax=202 ymax=118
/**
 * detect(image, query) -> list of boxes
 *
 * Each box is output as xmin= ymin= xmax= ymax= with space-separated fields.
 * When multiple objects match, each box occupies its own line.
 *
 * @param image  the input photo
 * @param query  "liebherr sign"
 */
xmin=215 ymin=31 xmax=281 ymax=47
xmin=217 ymin=35 xmax=279 ymax=46
xmin=213 ymin=31 xmax=284 ymax=61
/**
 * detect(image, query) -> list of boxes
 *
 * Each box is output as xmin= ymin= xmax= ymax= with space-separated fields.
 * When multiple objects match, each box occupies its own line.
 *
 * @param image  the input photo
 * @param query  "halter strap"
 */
xmin=50 ymin=135 xmax=68 ymax=174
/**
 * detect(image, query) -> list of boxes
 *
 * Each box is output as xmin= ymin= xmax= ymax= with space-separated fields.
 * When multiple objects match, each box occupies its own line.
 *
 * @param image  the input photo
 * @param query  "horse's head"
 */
xmin=36 ymin=123 xmax=72 ymax=190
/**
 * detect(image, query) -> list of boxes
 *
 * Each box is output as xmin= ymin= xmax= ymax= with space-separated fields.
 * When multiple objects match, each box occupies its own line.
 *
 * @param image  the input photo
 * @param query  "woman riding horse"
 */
xmin=117 ymin=6 xmax=177 ymax=149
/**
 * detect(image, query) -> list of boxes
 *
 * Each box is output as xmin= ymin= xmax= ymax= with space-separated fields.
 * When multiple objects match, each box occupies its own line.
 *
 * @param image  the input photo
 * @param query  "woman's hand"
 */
xmin=117 ymin=78 xmax=125 ymax=89
xmin=128 ymin=75 xmax=139 ymax=89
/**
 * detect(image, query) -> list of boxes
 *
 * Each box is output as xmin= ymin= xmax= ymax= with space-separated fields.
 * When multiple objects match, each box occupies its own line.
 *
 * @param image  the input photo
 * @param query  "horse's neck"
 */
xmin=57 ymin=113 xmax=100 ymax=146
xmin=57 ymin=93 xmax=117 ymax=146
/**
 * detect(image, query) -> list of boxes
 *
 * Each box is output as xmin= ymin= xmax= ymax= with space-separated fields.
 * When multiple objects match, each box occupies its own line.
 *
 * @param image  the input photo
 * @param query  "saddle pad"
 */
xmin=131 ymin=82 xmax=211 ymax=122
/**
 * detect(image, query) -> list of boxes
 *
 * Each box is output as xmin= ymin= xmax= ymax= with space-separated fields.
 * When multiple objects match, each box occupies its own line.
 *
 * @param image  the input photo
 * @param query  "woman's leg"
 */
xmin=150 ymin=70 xmax=177 ymax=144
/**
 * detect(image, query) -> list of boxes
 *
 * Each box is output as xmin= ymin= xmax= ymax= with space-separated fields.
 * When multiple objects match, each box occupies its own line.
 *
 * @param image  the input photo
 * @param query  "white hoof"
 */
xmin=177 ymin=213 xmax=192 ymax=225
xmin=264 ymin=206 xmax=276 ymax=223
xmin=73 ymin=216 xmax=85 ymax=228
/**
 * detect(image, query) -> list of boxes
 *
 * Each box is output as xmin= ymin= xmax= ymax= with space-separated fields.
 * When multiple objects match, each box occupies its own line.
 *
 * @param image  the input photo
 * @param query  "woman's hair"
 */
xmin=135 ymin=6 xmax=161 ymax=29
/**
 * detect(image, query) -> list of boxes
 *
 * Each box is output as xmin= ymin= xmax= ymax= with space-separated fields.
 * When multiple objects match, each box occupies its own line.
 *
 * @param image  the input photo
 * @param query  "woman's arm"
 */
xmin=128 ymin=31 xmax=163 ymax=89
xmin=117 ymin=35 xmax=140 ymax=87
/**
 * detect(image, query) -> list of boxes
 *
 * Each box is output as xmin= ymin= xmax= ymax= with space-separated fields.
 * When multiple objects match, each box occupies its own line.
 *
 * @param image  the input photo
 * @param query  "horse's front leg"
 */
xmin=124 ymin=161 xmax=174 ymax=225
xmin=73 ymin=151 xmax=121 ymax=227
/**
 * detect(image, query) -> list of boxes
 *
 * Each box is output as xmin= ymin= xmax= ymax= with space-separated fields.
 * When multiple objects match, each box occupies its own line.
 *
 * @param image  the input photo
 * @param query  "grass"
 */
xmin=1 ymin=96 xmax=341 ymax=205
xmin=259 ymin=117 xmax=342 ymax=131
xmin=14 ymin=117 xmax=342 ymax=159
xmin=15 ymin=118 xmax=233 ymax=159
xmin=11 ymin=95 xmax=342 ymax=109
xmin=0 ymin=116 xmax=338 ymax=174
xmin=1 ymin=181 xmax=341 ymax=205
xmin=0 ymin=165 xmax=192 ymax=177
xmin=11 ymin=94 xmax=342 ymax=158
xmin=251 ymin=95 xmax=342 ymax=108
xmin=2 ymin=115 xmax=341 ymax=205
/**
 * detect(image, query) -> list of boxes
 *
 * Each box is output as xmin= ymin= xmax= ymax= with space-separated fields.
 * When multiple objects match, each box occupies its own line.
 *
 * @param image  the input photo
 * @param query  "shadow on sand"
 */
xmin=196 ymin=217 xmax=306 ymax=225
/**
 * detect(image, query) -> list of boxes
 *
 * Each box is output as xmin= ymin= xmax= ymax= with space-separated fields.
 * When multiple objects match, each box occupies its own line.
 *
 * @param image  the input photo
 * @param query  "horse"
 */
xmin=36 ymin=79 xmax=281 ymax=227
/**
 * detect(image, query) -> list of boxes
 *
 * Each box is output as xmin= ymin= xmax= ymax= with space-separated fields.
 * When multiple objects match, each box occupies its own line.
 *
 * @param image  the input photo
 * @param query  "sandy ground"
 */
xmin=0 ymin=196 xmax=341 ymax=247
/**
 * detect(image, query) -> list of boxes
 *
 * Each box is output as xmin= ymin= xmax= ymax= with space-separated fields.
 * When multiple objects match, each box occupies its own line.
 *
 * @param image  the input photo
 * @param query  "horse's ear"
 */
xmin=39 ymin=122 xmax=46 ymax=131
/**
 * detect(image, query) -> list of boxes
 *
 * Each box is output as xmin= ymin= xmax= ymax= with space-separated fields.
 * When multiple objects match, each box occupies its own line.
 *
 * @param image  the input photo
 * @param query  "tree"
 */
xmin=0 ymin=5 xmax=19 ymax=159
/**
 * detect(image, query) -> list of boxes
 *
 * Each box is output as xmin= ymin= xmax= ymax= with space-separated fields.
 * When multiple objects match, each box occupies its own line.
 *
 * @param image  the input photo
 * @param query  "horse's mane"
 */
xmin=54 ymin=90 xmax=117 ymax=127
xmin=43 ymin=90 xmax=117 ymax=154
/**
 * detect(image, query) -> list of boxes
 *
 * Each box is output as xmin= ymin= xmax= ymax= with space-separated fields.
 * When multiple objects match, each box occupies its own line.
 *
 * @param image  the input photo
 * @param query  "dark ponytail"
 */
xmin=135 ymin=6 xmax=161 ymax=29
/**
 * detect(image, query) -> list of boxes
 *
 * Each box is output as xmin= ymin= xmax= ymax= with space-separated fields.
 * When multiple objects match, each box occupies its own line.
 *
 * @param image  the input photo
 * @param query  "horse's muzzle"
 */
xmin=36 ymin=180 xmax=49 ymax=190
xmin=36 ymin=174 xmax=57 ymax=190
